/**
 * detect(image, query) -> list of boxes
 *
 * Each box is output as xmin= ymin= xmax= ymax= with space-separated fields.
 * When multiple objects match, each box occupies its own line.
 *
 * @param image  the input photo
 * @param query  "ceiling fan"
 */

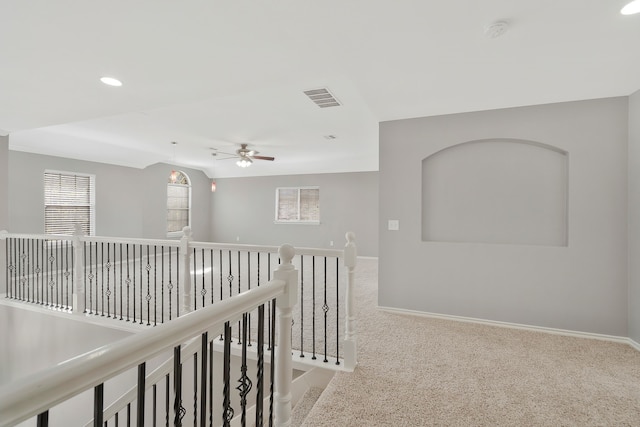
xmin=211 ymin=143 xmax=275 ymax=168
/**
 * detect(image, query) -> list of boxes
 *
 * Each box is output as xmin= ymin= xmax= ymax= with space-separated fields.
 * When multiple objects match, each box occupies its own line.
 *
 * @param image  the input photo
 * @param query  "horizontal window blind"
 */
xmin=276 ymin=187 xmax=320 ymax=222
xmin=44 ymin=171 xmax=95 ymax=235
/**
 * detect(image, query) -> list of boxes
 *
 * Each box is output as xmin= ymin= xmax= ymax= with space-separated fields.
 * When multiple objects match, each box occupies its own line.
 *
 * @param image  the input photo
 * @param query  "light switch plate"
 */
xmin=388 ymin=220 xmax=400 ymax=231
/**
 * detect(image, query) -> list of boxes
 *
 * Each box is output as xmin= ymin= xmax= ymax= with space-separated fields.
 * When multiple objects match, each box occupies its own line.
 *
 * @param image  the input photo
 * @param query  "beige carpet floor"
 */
xmin=302 ymin=258 xmax=640 ymax=426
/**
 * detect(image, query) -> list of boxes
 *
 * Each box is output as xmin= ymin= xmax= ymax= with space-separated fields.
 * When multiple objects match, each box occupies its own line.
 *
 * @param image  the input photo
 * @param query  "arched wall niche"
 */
xmin=421 ymin=138 xmax=568 ymax=246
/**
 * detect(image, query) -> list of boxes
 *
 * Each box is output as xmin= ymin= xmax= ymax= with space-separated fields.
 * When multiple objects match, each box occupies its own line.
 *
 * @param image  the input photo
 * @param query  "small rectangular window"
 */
xmin=275 ymin=187 xmax=320 ymax=223
xmin=44 ymin=171 xmax=95 ymax=236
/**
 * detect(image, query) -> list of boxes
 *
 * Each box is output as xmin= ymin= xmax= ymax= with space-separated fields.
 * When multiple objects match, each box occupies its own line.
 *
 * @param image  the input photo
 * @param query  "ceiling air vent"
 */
xmin=303 ymin=88 xmax=341 ymax=108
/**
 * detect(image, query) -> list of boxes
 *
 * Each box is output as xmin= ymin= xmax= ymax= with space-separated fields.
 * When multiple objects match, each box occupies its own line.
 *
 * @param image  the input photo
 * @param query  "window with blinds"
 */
xmin=275 ymin=187 xmax=320 ymax=223
xmin=167 ymin=171 xmax=191 ymax=235
xmin=44 ymin=171 xmax=95 ymax=236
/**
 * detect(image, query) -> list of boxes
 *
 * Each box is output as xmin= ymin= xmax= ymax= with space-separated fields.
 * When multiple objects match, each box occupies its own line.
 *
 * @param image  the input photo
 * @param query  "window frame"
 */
xmin=274 ymin=186 xmax=320 ymax=224
xmin=44 ymin=169 xmax=96 ymax=236
xmin=166 ymin=170 xmax=192 ymax=238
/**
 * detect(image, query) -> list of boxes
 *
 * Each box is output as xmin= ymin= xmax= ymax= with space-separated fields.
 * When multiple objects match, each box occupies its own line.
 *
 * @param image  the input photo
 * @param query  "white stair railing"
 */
xmin=1 ymin=229 xmax=359 ymax=371
xmin=0 ymin=244 xmax=298 ymax=427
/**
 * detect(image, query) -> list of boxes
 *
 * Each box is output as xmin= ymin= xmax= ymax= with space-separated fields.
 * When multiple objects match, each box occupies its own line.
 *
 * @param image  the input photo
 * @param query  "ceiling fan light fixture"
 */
xmin=621 ymin=0 xmax=640 ymax=14
xmin=236 ymin=157 xmax=252 ymax=168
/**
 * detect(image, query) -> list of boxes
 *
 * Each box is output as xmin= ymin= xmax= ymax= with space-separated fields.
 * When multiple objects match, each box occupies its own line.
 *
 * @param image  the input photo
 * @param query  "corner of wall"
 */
xmin=628 ymin=89 xmax=640 ymax=343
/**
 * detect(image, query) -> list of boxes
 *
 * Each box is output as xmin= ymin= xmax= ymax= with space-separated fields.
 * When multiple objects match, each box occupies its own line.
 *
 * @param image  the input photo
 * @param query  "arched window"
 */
xmin=167 ymin=170 xmax=191 ymax=236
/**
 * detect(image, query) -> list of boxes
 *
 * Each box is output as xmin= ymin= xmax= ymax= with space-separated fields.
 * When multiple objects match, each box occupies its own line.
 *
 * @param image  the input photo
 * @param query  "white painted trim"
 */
xmin=377 ymin=305 xmax=639 ymax=350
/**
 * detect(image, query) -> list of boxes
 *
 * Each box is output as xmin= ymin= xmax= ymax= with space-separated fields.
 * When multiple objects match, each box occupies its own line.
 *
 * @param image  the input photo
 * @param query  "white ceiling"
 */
xmin=1 ymin=1 xmax=639 ymax=178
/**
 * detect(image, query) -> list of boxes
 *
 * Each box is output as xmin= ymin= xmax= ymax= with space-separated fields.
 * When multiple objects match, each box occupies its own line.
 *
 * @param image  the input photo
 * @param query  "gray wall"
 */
xmin=629 ymin=89 xmax=640 ymax=343
xmin=0 ymin=135 xmax=8 ymax=230
xmin=210 ymin=172 xmax=378 ymax=257
xmin=7 ymin=151 xmax=212 ymax=240
xmin=379 ymin=97 xmax=629 ymax=336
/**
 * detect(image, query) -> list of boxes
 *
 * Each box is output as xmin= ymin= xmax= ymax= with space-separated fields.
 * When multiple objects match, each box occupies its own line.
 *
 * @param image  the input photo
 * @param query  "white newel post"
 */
xmin=180 ymin=226 xmax=193 ymax=314
xmin=343 ymin=231 xmax=358 ymax=371
xmin=274 ymin=244 xmax=298 ymax=427
xmin=72 ymin=224 xmax=85 ymax=314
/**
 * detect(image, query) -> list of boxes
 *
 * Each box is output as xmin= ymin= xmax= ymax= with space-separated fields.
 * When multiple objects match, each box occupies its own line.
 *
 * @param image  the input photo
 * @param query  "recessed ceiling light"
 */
xmin=621 ymin=0 xmax=640 ymax=15
xmin=100 ymin=76 xmax=123 ymax=87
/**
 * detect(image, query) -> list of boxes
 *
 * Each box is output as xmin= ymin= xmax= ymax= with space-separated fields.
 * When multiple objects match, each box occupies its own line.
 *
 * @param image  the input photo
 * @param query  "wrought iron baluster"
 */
xmin=137 ymin=362 xmax=146 ymax=427
xmin=237 ymin=313 xmax=252 ymax=427
xmin=94 ymin=383 xmax=104 ymax=426
xmin=64 ymin=241 xmax=70 ymax=309
xmin=323 ymin=257 xmax=329 ymax=363
xmin=200 ymin=332 xmax=208 ymax=427
xmin=132 ymin=245 xmax=137 ymax=323
xmin=237 ymin=251 xmax=241 ymax=344
xmin=88 ymin=242 xmax=94 ymax=313
xmin=193 ymin=248 xmax=197 ymax=311
xmin=37 ymin=410 xmax=49 ymax=427
xmin=300 ymin=255 xmax=305 ymax=357
xmin=267 ymin=253 xmax=272 ymax=350
xmin=222 ymin=321 xmax=234 ymax=427
xmin=269 ymin=299 xmax=276 ymax=427
xmin=312 ymin=256 xmax=317 ymax=360
xmin=210 ymin=249 xmax=214 ymax=306
xmin=174 ymin=345 xmax=186 ymax=426
xmin=336 ymin=257 xmax=340 ymax=365
xmin=161 ymin=246 xmax=165 ymax=324
xmin=176 ymin=247 xmax=180 ymax=318
xmin=4 ymin=239 xmax=8 ymax=298
xmin=256 ymin=304 xmax=265 ymax=427
xmin=56 ymin=241 xmax=61 ymax=308
xmin=126 ymin=402 xmax=131 ymax=427
xmin=247 ymin=253 xmax=252 ymax=347
xmin=139 ymin=244 xmax=143 ymax=323
xmin=119 ymin=244 xmax=123 ymax=320
xmin=209 ymin=339 xmax=213 ymax=427
xmin=193 ymin=352 xmax=198 ymax=427
xmin=219 ymin=249 xmax=223 ymax=304
xmin=201 ymin=248 xmax=206 ymax=310
xmin=18 ymin=238 xmax=23 ymax=301
xmin=168 ymin=247 xmax=173 ymax=321
xmin=100 ymin=242 xmax=105 ymax=315
xmin=126 ymin=244 xmax=131 ymax=322
xmin=146 ymin=245 xmax=151 ymax=326
xmin=106 ymin=243 xmax=111 ymax=317
xmin=154 ymin=246 xmax=158 ymax=326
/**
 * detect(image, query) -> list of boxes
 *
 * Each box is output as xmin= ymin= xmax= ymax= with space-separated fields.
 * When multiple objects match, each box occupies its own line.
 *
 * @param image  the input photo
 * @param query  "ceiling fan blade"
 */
xmin=215 ymin=156 xmax=237 ymax=161
xmin=252 ymin=155 xmax=275 ymax=161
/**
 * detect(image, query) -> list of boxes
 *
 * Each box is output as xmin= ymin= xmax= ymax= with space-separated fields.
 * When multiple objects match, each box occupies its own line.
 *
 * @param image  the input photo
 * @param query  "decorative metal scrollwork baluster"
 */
xmin=256 ymin=304 xmax=265 ymax=427
xmin=105 ymin=243 xmax=111 ymax=317
xmin=174 ymin=345 xmax=186 ymax=426
xmin=146 ymin=245 xmax=152 ymax=326
xmin=223 ymin=322 xmax=235 ymax=427
xmin=236 ymin=313 xmax=253 ymax=426
xmin=323 ymin=257 xmax=329 ymax=363
xmin=125 ymin=244 xmax=131 ymax=322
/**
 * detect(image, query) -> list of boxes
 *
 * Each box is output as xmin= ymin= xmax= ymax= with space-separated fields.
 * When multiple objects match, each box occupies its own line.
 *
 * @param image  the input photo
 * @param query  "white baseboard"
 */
xmin=378 ymin=305 xmax=639 ymax=351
